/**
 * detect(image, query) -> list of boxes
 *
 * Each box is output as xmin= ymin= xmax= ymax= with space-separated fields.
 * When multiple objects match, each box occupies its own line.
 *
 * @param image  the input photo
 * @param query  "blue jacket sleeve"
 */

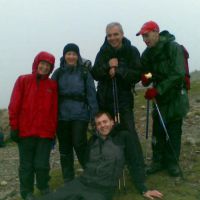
xmin=86 ymin=73 xmax=99 ymax=121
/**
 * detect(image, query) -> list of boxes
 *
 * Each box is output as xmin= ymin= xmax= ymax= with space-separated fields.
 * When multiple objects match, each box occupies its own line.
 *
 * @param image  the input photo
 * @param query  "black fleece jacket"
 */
xmin=91 ymin=37 xmax=142 ymax=111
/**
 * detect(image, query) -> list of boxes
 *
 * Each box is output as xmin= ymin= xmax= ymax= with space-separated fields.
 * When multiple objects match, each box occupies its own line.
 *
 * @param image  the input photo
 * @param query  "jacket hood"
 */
xmin=32 ymin=51 xmax=55 ymax=75
xmin=159 ymin=30 xmax=175 ymax=44
xmin=142 ymin=30 xmax=176 ymax=57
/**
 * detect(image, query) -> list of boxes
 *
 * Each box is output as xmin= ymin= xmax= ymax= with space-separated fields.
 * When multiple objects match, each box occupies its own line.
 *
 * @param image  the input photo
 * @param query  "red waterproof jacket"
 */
xmin=8 ymin=52 xmax=58 ymax=139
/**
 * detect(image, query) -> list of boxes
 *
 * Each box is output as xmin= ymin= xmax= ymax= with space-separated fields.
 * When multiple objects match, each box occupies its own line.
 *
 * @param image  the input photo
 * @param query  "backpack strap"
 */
xmin=81 ymin=60 xmax=92 ymax=105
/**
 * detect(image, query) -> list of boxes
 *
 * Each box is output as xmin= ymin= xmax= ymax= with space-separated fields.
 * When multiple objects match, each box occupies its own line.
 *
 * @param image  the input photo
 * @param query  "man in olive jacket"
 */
xmin=137 ymin=21 xmax=189 ymax=177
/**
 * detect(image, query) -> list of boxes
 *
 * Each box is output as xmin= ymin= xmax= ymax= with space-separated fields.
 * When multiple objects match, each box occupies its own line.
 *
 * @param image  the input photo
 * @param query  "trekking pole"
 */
xmin=153 ymin=100 xmax=184 ymax=179
xmin=112 ymin=78 xmax=126 ymax=193
xmin=112 ymin=78 xmax=120 ymax=124
xmin=113 ymin=78 xmax=120 ymax=123
xmin=145 ymin=100 xmax=150 ymax=163
xmin=112 ymin=78 xmax=118 ymax=124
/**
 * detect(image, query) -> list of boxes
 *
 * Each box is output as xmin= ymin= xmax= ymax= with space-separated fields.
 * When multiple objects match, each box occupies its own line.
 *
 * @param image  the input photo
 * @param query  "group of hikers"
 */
xmin=8 ymin=20 xmax=189 ymax=200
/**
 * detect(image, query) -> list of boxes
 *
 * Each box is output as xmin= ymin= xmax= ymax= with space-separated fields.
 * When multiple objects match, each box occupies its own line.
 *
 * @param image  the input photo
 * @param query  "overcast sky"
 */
xmin=0 ymin=0 xmax=200 ymax=108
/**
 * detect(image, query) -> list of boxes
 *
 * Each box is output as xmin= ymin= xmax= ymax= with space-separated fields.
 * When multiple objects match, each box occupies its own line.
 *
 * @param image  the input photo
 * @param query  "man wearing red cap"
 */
xmin=136 ymin=21 xmax=189 ymax=177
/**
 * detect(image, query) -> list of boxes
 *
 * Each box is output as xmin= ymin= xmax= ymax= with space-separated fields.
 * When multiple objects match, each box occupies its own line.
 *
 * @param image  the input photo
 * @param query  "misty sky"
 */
xmin=0 ymin=0 xmax=200 ymax=108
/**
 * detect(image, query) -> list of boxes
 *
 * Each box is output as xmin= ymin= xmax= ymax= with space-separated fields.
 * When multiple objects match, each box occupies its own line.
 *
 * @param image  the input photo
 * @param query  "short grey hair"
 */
xmin=106 ymin=22 xmax=124 ymax=34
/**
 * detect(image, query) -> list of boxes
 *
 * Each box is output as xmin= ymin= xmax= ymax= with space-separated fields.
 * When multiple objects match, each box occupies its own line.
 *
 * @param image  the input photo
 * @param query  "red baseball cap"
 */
xmin=136 ymin=21 xmax=159 ymax=36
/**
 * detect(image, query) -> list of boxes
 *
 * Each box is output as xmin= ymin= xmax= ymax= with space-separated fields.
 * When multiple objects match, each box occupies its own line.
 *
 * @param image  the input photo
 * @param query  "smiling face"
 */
xmin=37 ymin=61 xmax=51 ymax=75
xmin=106 ymin=25 xmax=123 ymax=49
xmin=142 ymin=31 xmax=159 ymax=48
xmin=64 ymin=51 xmax=78 ymax=66
xmin=95 ymin=113 xmax=114 ymax=138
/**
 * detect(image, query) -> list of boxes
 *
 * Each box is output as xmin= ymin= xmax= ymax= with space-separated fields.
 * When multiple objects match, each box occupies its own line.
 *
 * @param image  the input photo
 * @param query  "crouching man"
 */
xmin=37 ymin=112 xmax=163 ymax=200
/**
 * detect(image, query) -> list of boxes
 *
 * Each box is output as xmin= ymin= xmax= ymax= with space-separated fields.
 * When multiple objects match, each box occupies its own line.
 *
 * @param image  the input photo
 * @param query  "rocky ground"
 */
xmin=0 ymin=142 xmax=61 ymax=200
xmin=0 ymin=81 xmax=199 ymax=200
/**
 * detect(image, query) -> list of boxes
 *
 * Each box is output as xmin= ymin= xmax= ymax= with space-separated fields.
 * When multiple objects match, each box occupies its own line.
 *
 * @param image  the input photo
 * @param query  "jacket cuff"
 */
xmin=140 ymin=185 xmax=148 ymax=195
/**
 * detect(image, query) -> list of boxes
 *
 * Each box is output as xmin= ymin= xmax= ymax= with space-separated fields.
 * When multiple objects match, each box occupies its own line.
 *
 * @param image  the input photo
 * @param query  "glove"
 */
xmin=141 ymin=73 xmax=153 ymax=86
xmin=145 ymin=88 xmax=158 ymax=100
xmin=10 ymin=129 xmax=20 ymax=143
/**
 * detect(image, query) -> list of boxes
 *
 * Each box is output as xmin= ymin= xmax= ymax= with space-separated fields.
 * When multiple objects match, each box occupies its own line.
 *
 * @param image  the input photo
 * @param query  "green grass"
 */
xmin=189 ymin=80 xmax=200 ymax=97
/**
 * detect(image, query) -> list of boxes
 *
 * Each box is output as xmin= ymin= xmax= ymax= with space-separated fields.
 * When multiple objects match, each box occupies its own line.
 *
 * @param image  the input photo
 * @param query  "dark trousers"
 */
xmin=152 ymin=117 xmax=183 ymax=167
xmin=18 ymin=137 xmax=52 ymax=199
xmin=57 ymin=120 xmax=88 ymax=182
xmin=37 ymin=178 xmax=113 ymax=200
xmin=0 ymin=132 xmax=4 ymax=147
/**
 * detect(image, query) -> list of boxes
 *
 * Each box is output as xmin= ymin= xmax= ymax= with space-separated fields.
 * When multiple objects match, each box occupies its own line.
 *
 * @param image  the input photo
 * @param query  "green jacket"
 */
xmin=141 ymin=31 xmax=189 ymax=121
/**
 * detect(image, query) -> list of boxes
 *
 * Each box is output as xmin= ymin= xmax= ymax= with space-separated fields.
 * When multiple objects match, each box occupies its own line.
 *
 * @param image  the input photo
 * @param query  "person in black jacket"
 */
xmin=36 ymin=112 xmax=163 ymax=200
xmin=91 ymin=22 xmax=144 ymax=168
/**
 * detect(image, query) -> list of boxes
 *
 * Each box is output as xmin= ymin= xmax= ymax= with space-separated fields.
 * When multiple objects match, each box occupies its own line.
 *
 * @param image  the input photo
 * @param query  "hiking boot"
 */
xmin=168 ymin=165 xmax=181 ymax=177
xmin=145 ymin=162 xmax=163 ymax=175
xmin=24 ymin=193 xmax=35 ymax=200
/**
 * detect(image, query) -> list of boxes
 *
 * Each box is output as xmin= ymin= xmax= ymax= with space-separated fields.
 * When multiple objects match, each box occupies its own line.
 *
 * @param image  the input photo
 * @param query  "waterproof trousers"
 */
xmin=57 ymin=120 xmax=88 ymax=182
xmin=0 ymin=131 xmax=4 ymax=147
xmin=18 ymin=137 xmax=52 ymax=199
xmin=37 ymin=178 xmax=113 ymax=200
xmin=152 ymin=117 xmax=183 ymax=167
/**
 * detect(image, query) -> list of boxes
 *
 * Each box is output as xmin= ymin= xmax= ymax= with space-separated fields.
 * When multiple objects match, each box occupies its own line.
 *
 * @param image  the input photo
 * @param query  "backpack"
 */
xmin=181 ymin=45 xmax=190 ymax=90
xmin=165 ymin=43 xmax=190 ymax=90
xmin=81 ymin=59 xmax=92 ymax=103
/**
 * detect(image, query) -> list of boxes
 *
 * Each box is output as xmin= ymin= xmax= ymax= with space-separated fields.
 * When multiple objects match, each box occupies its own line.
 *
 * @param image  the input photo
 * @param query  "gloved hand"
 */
xmin=141 ymin=73 xmax=152 ymax=86
xmin=145 ymin=88 xmax=158 ymax=100
xmin=10 ymin=129 xmax=20 ymax=143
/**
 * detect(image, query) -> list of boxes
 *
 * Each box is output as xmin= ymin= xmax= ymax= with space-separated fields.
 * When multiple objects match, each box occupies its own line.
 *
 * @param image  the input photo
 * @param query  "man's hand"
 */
xmin=109 ymin=58 xmax=118 ymax=68
xmin=109 ymin=67 xmax=116 ymax=78
xmin=108 ymin=58 xmax=118 ymax=78
xmin=143 ymin=190 xmax=163 ymax=199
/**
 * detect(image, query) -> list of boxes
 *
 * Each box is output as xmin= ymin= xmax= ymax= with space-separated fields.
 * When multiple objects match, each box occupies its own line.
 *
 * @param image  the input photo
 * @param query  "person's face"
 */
xmin=106 ymin=26 xmax=123 ymax=49
xmin=37 ymin=61 xmax=51 ymax=75
xmin=64 ymin=51 xmax=78 ymax=66
xmin=95 ymin=114 xmax=114 ymax=138
xmin=142 ymin=31 xmax=159 ymax=48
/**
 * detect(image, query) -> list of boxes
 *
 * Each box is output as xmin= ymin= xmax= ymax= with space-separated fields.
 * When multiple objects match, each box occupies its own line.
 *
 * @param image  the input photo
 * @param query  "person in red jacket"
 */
xmin=8 ymin=51 xmax=58 ymax=200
